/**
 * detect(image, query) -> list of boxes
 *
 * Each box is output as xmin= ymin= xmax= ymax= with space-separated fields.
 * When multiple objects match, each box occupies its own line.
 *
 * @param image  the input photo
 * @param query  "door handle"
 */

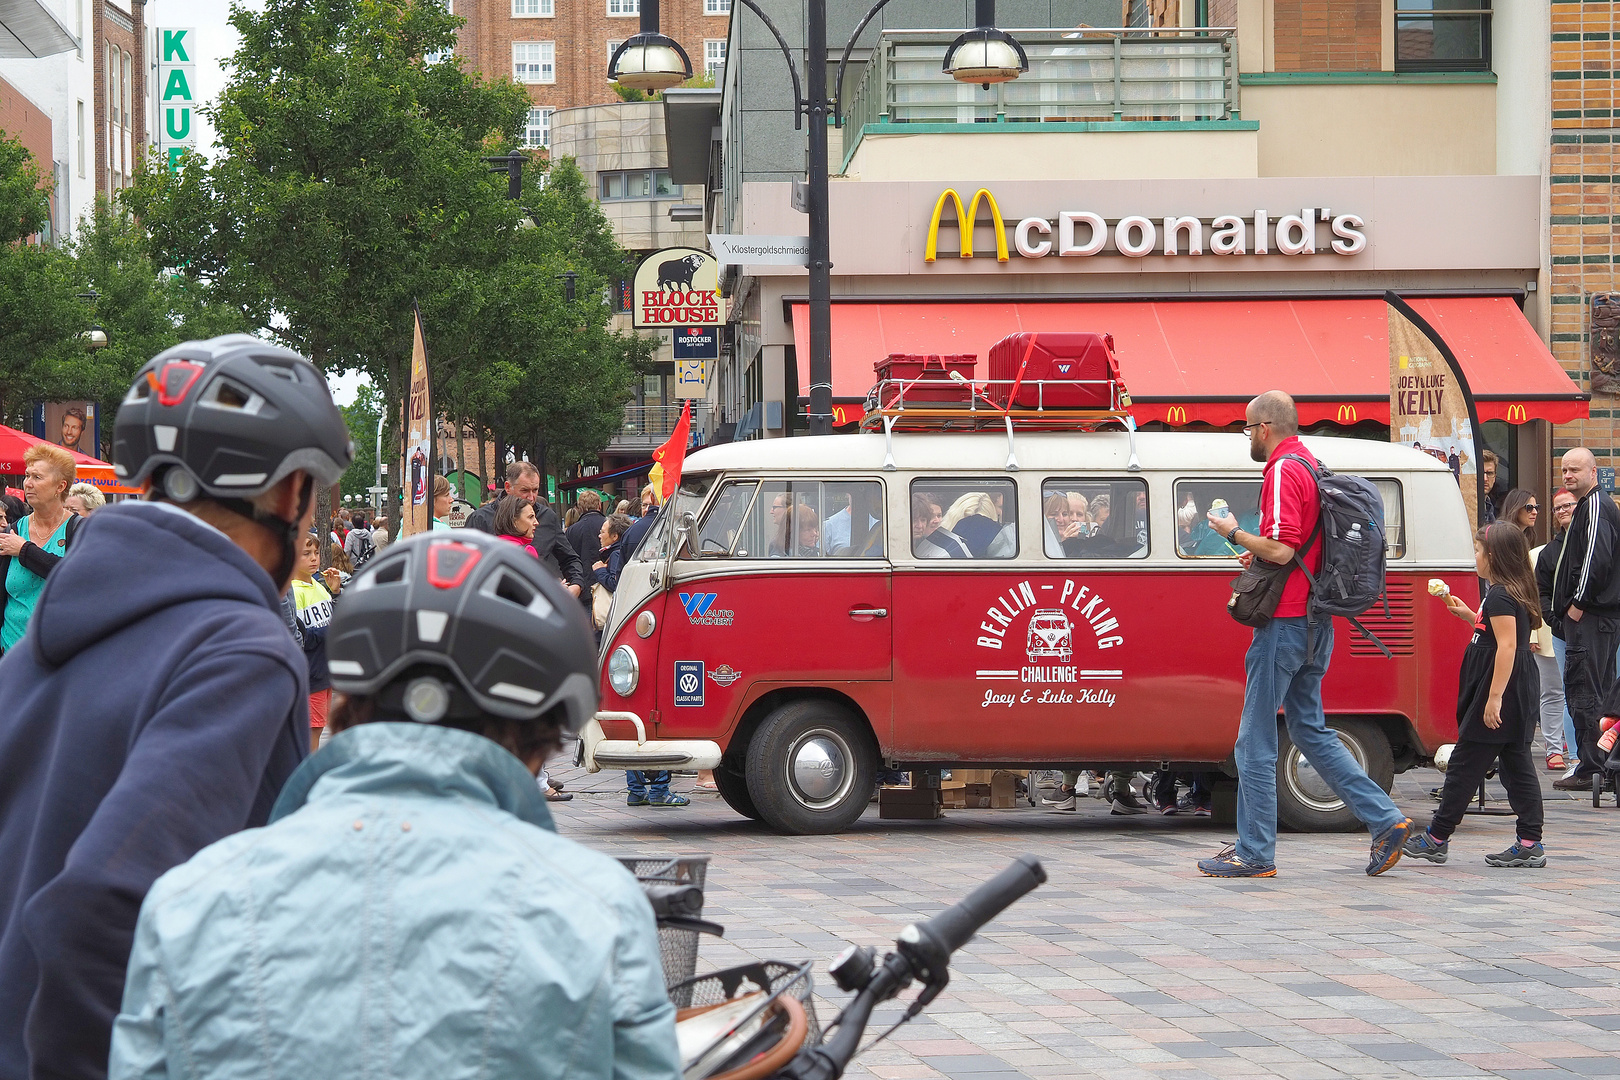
xmin=848 ymin=607 xmax=888 ymax=620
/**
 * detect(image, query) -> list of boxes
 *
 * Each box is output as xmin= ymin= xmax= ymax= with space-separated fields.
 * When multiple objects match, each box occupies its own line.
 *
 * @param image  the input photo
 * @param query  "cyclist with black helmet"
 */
xmin=0 ymin=336 xmax=352 ymax=1080
xmin=108 ymin=530 xmax=680 ymax=1080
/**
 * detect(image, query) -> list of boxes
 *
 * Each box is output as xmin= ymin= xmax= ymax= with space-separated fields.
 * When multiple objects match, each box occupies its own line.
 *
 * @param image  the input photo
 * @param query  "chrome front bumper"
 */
xmin=580 ymin=712 xmax=723 ymax=773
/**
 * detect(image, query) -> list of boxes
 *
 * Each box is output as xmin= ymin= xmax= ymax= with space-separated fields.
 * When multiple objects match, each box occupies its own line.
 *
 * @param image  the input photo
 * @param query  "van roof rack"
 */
xmin=859 ymin=377 xmax=1141 ymax=473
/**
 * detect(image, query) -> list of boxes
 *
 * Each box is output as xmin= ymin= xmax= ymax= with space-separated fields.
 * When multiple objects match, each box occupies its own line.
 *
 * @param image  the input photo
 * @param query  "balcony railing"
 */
xmin=842 ymin=27 xmax=1238 ymax=165
xmin=610 ymin=403 xmax=715 ymax=450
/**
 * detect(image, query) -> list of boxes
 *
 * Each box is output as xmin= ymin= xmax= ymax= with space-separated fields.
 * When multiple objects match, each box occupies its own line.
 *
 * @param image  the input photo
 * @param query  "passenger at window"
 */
xmin=824 ymin=487 xmax=880 ymax=556
xmin=1066 ymin=492 xmax=1091 ymax=537
xmin=1044 ymin=492 xmax=1084 ymax=557
xmin=772 ymin=504 xmax=822 ymax=557
xmin=913 ymin=494 xmax=970 ymax=558
xmin=942 ymin=493 xmax=1012 ymax=558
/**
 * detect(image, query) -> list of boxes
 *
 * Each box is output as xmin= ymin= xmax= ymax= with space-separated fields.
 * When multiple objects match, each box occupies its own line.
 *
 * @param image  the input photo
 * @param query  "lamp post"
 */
xmin=613 ymin=0 xmax=1024 ymax=435
xmin=77 ymin=289 xmax=108 ymax=349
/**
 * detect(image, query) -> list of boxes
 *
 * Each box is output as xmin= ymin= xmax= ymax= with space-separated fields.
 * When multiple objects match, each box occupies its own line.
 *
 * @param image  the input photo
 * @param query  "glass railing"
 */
xmin=612 ymin=403 xmax=716 ymax=448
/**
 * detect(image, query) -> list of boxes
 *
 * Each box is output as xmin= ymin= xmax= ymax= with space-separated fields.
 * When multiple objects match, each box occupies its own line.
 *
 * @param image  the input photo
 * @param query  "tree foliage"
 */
xmin=339 ymin=380 xmax=382 ymax=504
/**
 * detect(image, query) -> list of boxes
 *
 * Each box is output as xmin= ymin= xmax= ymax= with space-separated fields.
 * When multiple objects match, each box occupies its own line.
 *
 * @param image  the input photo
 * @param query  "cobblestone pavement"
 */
xmin=546 ymin=759 xmax=1620 ymax=1080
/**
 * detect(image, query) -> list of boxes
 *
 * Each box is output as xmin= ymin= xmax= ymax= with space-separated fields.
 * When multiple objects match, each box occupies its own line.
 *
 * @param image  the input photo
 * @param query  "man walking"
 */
xmin=1549 ymin=448 xmax=1620 ymax=790
xmin=1195 ymin=391 xmax=1412 ymax=878
xmin=466 ymin=462 xmax=585 ymax=596
xmin=0 ymin=336 xmax=351 ymax=1080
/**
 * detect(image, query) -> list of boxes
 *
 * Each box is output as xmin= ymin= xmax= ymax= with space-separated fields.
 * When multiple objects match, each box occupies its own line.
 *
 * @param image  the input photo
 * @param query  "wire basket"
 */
xmin=670 ymin=961 xmax=820 ymax=1079
xmin=618 ymin=855 xmax=713 ymax=1002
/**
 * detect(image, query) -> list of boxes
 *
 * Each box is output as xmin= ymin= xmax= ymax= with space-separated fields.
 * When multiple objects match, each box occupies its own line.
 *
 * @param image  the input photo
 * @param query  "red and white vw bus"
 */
xmin=581 ymin=430 xmax=1475 ymax=834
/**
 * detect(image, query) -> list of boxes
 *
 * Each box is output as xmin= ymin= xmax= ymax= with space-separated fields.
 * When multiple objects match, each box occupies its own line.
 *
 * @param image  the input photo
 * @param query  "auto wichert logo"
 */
xmin=973 ymin=579 xmax=1124 ymax=709
xmin=925 ymin=187 xmax=1009 ymax=264
xmin=678 ymin=592 xmax=735 ymax=627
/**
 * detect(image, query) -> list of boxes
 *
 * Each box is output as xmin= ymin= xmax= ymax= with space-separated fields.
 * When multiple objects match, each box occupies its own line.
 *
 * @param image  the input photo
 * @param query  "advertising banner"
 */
xmin=1387 ymin=291 xmax=1486 ymax=527
xmin=707 ymin=233 xmax=810 ymax=266
xmin=632 ymin=247 xmax=721 ymax=328
xmin=34 ymin=401 xmax=96 ymax=456
xmin=158 ymin=28 xmax=197 ymax=172
xmin=403 ymin=306 xmax=433 ymax=537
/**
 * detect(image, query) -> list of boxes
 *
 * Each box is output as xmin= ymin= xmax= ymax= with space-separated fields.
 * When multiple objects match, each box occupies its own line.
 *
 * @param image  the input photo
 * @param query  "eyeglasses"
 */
xmin=1555 ymin=503 xmax=1576 ymax=513
xmin=1241 ymin=421 xmax=1269 ymax=434
xmin=1525 ymin=504 xmax=1540 ymax=512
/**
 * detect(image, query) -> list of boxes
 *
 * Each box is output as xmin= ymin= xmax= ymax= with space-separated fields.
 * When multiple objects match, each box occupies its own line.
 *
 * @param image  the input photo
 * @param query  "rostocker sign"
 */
xmin=633 ymin=247 xmax=722 ymax=328
xmin=925 ymin=187 xmax=1368 ymax=264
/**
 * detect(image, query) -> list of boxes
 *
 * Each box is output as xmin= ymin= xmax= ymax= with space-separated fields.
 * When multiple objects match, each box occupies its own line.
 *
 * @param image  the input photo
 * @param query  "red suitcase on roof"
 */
xmin=986 ymin=332 xmax=1123 ymax=409
xmin=871 ymin=353 xmax=977 ymax=407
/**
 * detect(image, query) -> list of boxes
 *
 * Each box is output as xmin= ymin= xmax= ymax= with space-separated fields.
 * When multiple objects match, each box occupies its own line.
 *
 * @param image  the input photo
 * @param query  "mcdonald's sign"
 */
xmin=1337 ymin=404 xmax=1358 ymax=423
xmin=1506 ymin=404 xmax=1527 ymax=423
xmin=1166 ymin=406 xmax=1187 ymax=424
xmin=831 ymin=403 xmax=858 ymax=426
xmin=925 ymin=188 xmax=1010 ymax=264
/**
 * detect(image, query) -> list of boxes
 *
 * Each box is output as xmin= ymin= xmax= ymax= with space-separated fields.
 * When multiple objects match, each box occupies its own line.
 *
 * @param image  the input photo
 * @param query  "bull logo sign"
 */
xmin=633 ymin=246 xmax=723 ymax=328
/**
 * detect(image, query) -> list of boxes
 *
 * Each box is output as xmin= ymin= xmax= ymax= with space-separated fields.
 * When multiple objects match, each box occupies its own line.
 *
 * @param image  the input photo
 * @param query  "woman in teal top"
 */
xmin=431 ymin=474 xmax=454 ymax=531
xmin=0 ymin=445 xmax=80 ymax=652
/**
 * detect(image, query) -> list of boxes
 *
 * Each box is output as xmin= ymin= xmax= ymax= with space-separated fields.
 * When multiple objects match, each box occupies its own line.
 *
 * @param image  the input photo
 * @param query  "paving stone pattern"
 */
xmin=548 ymin=761 xmax=1620 ymax=1080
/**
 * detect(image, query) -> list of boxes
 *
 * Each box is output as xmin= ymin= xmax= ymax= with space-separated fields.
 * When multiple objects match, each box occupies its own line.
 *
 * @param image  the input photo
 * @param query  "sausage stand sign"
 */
xmin=633 ymin=247 xmax=722 ymax=328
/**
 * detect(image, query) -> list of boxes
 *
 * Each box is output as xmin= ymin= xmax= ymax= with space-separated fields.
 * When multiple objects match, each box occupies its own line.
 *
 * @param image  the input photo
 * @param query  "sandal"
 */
xmin=694 ymin=782 xmax=719 ymax=791
xmin=545 ymin=787 xmax=573 ymax=802
xmin=1545 ymin=753 xmax=1565 ymax=772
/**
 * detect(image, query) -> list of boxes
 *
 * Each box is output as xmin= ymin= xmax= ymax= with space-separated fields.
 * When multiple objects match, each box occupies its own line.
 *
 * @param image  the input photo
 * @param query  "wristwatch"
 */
xmin=1227 ymin=526 xmax=1242 ymax=542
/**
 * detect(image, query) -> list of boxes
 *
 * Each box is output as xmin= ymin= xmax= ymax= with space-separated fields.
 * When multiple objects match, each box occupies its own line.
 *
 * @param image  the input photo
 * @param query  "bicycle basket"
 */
xmin=671 ymin=961 xmax=819 ymax=1080
xmin=618 ymin=855 xmax=715 ymax=1000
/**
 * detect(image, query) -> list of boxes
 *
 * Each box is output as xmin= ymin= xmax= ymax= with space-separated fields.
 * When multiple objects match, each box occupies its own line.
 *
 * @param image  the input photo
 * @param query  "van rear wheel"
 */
xmin=713 ymin=764 xmax=759 ymax=820
xmin=1276 ymin=718 xmax=1394 ymax=833
xmin=745 ymin=700 xmax=876 ymax=835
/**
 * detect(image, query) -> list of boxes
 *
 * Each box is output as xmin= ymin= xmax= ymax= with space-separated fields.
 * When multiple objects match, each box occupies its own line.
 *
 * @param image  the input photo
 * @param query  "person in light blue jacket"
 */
xmin=110 ymin=531 xmax=680 ymax=1080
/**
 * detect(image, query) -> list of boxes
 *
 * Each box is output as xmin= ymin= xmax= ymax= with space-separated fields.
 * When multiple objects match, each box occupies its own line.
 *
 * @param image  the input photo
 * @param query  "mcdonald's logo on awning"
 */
xmin=1337 ymin=404 xmax=1358 ymax=423
xmin=1166 ymin=405 xmax=1187 ymax=424
xmin=925 ymin=187 xmax=1010 ymax=264
xmin=1507 ymin=404 xmax=1527 ymax=423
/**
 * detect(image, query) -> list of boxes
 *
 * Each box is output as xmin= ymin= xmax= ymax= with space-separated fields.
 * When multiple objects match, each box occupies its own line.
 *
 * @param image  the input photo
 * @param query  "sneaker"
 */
xmin=1485 ymin=840 xmax=1547 ymax=868
xmin=1197 ymin=844 xmax=1276 ymax=878
xmin=1041 ymin=786 xmax=1078 ymax=811
xmin=1159 ymin=798 xmax=1181 ymax=816
xmin=1192 ymin=801 xmax=1212 ymax=818
xmin=1366 ymin=817 xmax=1413 ymax=876
xmin=1110 ymin=789 xmax=1150 ymax=816
xmin=626 ymin=793 xmax=649 ymax=807
xmin=1402 ymin=830 xmax=1449 ymax=864
xmin=647 ymin=792 xmax=690 ymax=809
xmin=1552 ymin=773 xmax=1590 ymax=791
xmin=1428 ymin=786 xmax=1444 ymax=802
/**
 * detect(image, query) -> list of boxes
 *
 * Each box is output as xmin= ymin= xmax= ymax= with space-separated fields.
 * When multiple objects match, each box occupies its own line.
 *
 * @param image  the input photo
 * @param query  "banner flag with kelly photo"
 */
xmin=403 ymin=304 xmax=434 ymax=537
xmin=1386 ymin=291 xmax=1487 ymax=528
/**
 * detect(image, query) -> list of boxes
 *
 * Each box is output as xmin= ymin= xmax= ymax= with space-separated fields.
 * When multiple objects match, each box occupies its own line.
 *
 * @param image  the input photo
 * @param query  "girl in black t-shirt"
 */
xmin=1407 ymin=523 xmax=1547 ymax=868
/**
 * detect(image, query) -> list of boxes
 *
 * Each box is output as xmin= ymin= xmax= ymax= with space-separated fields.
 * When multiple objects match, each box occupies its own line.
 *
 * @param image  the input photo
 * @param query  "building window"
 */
xmin=704 ymin=39 xmax=726 ymax=79
xmin=512 ymin=0 xmax=553 ymax=15
xmin=607 ymin=39 xmax=624 ymax=62
xmin=599 ymin=169 xmax=678 ymax=201
xmin=122 ymin=49 xmax=131 ymax=128
xmin=704 ymin=0 xmax=731 ymax=12
xmin=1394 ymin=0 xmax=1490 ymax=72
xmin=607 ymin=0 xmax=638 ymax=15
xmin=513 ymin=41 xmax=555 ymax=83
xmin=76 ymin=100 xmax=85 ymax=177
xmin=523 ymin=107 xmax=553 ymax=148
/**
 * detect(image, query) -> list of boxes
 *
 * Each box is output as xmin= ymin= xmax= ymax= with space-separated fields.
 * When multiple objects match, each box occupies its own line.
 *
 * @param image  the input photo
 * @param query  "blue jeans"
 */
xmin=1551 ymin=635 xmax=1582 ymax=771
xmin=626 ymin=770 xmax=670 ymax=798
xmin=1234 ymin=618 xmax=1403 ymax=867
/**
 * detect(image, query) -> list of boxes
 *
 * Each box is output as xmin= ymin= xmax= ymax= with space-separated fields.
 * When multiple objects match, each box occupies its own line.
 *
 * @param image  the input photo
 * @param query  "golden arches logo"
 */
xmin=1166 ymin=406 xmax=1187 ymax=424
xmin=1507 ymin=404 xmax=1527 ymax=423
xmin=1337 ymin=404 xmax=1358 ymax=423
xmin=925 ymin=187 xmax=1009 ymax=263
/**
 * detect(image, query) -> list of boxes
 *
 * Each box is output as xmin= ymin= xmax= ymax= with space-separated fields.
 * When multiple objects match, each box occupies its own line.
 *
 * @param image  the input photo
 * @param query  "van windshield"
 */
xmin=691 ymin=479 xmax=885 ymax=558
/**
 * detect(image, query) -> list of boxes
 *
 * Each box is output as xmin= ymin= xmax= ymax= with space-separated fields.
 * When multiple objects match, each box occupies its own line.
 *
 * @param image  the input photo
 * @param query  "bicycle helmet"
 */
xmin=325 ymin=531 xmax=598 ymax=733
xmin=114 ymin=334 xmax=354 ymax=585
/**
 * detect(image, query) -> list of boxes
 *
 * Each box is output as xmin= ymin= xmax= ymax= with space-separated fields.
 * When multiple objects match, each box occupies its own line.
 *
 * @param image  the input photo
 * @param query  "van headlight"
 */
xmin=607 ymin=645 xmax=639 ymax=697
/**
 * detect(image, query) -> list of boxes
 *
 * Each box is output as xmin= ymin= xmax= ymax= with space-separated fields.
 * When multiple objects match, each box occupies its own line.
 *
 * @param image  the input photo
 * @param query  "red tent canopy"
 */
xmin=0 ymin=424 xmax=140 ymax=493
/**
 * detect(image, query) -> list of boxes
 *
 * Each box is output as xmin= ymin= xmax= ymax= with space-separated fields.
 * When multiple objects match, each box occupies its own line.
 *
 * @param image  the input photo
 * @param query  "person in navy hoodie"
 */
xmin=0 ymin=335 xmax=352 ymax=1080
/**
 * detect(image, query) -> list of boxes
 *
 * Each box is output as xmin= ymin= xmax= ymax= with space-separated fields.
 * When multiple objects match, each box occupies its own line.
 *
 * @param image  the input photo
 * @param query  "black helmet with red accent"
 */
xmin=325 ymin=531 xmax=598 ymax=733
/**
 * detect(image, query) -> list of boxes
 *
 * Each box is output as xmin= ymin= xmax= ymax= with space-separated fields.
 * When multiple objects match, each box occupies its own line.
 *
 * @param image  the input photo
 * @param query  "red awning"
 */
xmin=0 ymin=424 xmax=140 ymax=493
xmin=788 ymin=297 xmax=1587 ymax=426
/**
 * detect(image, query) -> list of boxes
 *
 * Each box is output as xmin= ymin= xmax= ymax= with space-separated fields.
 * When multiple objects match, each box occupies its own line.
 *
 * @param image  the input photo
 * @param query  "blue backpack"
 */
xmin=1282 ymin=455 xmax=1392 ymax=659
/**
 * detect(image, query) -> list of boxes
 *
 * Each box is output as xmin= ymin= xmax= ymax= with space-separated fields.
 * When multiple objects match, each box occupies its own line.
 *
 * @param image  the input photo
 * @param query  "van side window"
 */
xmin=704 ymin=480 xmax=884 ymax=558
xmin=1040 ymin=480 xmax=1148 ymax=558
xmin=910 ymin=479 xmax=1017 ymax=559
xmin=1172 ymin=480 xmax=1260 ymax=558
xmin=1374 ymin=479 xmax=1406 ymax=558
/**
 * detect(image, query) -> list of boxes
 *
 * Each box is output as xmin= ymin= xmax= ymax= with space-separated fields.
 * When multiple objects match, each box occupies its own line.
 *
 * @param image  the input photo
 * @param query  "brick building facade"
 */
xmin=91 ymin=0 xmax=145 ymax=197
xmin=0 ymin=74 xmax=57 ymax=239
xmin=452 ymin=0 xmax=730 ymax=150
xmin=1550 ymin=1 xmax=1620 ymax=468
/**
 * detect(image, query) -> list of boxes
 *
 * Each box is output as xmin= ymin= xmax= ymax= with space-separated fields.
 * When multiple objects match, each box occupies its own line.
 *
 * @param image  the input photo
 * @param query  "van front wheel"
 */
xmin=713 ymin=764 xmax=759 ymax=820
xmin=1276 ymin=718 xmax=1395 ymax=833
xmin=746 ymin=701 xmax=876 ymax=835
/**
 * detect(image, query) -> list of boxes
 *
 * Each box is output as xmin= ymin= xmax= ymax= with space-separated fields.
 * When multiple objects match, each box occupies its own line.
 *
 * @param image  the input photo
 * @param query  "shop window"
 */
xmin=1394 ymin=0 xmax=1490 ymax=73
xmin=1172 ymin=478 xmax=1406 ymax=559
xmin=909 ymin=479 xmax=1017 ymax=559
xmin=1042 ymin=480 xmax=1149 ymax=559
xmin=698 ymin=480 xmax=884 ymax=558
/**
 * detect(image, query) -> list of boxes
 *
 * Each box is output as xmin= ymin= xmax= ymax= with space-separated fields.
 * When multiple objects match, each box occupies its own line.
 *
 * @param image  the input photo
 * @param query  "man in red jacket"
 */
xmin=1195 ymin=391 xmax=1412 ymax=879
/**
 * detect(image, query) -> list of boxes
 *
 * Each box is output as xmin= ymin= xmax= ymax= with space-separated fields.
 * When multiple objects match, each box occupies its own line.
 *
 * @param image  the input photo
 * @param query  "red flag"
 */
xmin=647 ymin=401 xmax=691 ymax=505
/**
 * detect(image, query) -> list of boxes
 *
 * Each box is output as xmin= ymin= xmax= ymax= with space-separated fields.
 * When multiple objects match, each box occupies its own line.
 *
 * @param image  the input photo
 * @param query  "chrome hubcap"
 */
xmin=789 ymin=729 xmax=853 ymax=809
xmin=1284 ymin=729 xmax=1367 ymax=813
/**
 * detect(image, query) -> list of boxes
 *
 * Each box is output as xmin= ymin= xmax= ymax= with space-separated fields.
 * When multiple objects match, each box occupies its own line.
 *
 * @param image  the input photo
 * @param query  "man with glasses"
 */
xmin=1194 ymin=392 xmax=1412 ymax=879
xmin=1536 ymin=489 xmax=1580 ymax=777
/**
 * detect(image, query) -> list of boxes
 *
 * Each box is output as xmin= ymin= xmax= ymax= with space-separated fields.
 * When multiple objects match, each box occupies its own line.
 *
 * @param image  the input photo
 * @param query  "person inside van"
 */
xmin=824 ymin=487 xmax=881 ymax=556
xmin=1044 ymin=492 xmax=1085 ymax=557
xmin=942 ymin=493 xmax=1011 ymax=558
xmin=771 ymin=504 xmax=822 ymax=557
xmin=913 ymin=494 xmax=971 ymax=558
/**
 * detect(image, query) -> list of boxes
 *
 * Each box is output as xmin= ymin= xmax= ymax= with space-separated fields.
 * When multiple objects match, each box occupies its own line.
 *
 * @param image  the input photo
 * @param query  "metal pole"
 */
xmin=374 ymin=414 xmax=385 ymax=514
xmin=806 ymin=0 xmax=833 ymax=436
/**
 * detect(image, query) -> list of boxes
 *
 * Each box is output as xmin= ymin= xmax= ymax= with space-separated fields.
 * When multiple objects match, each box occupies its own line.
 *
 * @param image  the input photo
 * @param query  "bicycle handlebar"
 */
xmin=913 ymin=854 xmax=1046 ymax=955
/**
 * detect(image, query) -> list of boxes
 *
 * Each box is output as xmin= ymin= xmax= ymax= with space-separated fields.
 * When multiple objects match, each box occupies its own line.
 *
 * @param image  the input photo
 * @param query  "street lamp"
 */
xmin=608 ymin=0 xmax=692 ymax=92
xmin=77 ymin=288 xmax=108 ymax=349
xmin=630 ymin=0 xmax=1024 ymax=434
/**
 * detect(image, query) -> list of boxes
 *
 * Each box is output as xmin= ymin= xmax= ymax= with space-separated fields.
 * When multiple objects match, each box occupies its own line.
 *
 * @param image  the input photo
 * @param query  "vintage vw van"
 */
xmin=581 ymin=431 xmax=1476 ymax=835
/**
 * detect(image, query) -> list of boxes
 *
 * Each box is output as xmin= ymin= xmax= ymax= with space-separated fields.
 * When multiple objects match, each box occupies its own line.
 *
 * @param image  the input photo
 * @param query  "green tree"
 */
xmin=339 ymin=380 xmax=382 ymax=504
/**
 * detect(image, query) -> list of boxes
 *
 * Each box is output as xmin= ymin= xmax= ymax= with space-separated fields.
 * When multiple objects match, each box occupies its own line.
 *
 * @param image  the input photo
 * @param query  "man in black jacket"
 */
xmin=1550 ymin=448 xmax=1620 ymax=788
xmin=466 ymin=461 xmax=585 ymax=595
